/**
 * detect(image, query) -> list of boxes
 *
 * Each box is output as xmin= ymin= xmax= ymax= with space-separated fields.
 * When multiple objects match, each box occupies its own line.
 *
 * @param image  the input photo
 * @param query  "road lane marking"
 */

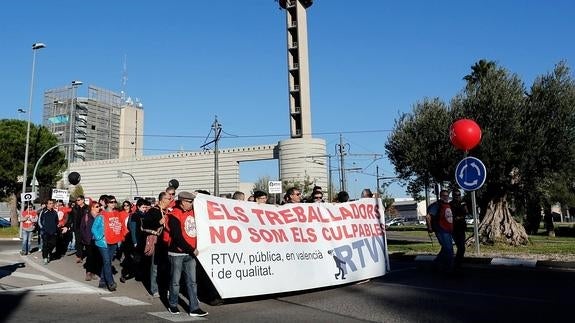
xmin=20 ymin=255 xmax=110 ymax=294
xmin=0 ymin=281 xmax=103 ymax=294
xmin=102 ymin=296 xmax=151 ymax=306
xmin=148 ymin=311 xmax=208 ymax=321
xmin=0 ymin=270 xmax=56 ymax=282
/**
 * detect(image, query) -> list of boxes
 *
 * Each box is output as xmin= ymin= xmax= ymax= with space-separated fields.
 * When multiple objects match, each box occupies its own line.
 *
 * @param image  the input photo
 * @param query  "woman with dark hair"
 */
xmin=82 ymin=201 xmax=101 ymax=281
xmin=92 ymin=196 xmax=127 ymax=291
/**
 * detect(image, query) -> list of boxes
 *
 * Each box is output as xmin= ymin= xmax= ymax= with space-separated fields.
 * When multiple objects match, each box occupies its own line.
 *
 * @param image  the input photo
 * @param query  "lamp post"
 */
xmin=117 ymin=170 xmax=139 ymax=196
xmin=67 ymin=80 xmax=83 ymax=171
xmin=31 ymin=143 xmax=74 ymax=196
xmin=22 ymin=42 xmax=46 ymax=201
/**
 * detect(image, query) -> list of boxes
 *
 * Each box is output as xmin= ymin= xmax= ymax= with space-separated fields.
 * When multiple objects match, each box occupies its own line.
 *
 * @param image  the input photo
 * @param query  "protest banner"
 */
xmin=194 ymin=194 xmax=389 ymax=298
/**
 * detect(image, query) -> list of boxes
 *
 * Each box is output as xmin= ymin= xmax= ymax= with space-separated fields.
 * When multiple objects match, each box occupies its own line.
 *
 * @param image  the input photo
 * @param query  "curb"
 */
xmin=389 ymin=253 xmax=575 ymax=271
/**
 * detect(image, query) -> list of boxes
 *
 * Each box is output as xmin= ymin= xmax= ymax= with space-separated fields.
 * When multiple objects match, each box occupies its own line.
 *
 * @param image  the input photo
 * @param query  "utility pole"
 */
xmin=335 ymin=134 xmax=350 ymax=192
xmin=212 ymin=117 xmax=222 ymax=196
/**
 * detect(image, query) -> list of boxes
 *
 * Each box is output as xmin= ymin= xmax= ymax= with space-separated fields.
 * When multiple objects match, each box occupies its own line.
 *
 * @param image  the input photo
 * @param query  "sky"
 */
xmin=1 ymin=0 xmax=574 ymax=199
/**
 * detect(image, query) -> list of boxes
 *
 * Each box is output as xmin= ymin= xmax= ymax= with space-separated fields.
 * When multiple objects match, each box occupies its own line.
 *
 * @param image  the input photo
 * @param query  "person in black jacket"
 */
xmin=451 ymin=190 xmax=468 ymax=269
xmin=41 ymin=199 xmax=59 ymax=264
xmin=69 ymin=195 xmax=89 ymax=263
xmin=141 ymin=192 xmax=171 ymax=297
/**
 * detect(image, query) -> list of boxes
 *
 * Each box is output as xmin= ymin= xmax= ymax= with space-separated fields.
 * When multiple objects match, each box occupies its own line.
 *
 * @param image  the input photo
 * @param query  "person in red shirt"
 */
xmin=20 ymin=204 xmax=38 ymax=255
xmin=165 ymin=191 xmax=207 ymax=317
xmin=55 ymin=200 xmax=72 ymax=257
xmin=95 ymin=195 xmax=128 ymax=291
xmin=166 ymin=186 xmax=177 ymax=209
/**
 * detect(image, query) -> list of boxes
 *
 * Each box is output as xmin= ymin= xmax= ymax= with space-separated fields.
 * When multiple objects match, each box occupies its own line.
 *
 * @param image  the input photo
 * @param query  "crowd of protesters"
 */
xmin=18 ymin=184 xmax=372 ymax=316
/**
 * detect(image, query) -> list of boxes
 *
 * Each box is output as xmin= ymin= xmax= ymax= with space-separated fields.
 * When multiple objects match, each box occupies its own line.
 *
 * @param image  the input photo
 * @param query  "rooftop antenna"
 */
xmin=121 ymin=54 xmax=128 ymax=101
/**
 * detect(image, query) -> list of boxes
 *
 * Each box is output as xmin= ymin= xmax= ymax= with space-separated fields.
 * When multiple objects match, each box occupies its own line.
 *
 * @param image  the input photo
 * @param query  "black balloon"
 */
xmin=68 ymin=172 xmax=81 ymax=185
xmin=168 ymin=179 xmax=179 ymax=189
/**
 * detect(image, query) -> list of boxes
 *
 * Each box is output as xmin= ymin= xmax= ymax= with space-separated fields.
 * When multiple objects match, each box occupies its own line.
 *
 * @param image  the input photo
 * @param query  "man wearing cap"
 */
xmin=164 ymin=191 xmax=208 ymax=317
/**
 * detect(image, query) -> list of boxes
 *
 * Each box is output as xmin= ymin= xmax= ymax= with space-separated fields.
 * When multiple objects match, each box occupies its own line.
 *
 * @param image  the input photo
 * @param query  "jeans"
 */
xmin=98 ymin=243 xmax=118 ymax=286
xmin=21 ymin=230 xmax=34 ymax=254
xmin=169 ymin=254 xmax=199 ymax=312
xmin=150 ymin=252 xmax=158 ymax=294
xmin=434 ymin=230 xmax=454 ymax=270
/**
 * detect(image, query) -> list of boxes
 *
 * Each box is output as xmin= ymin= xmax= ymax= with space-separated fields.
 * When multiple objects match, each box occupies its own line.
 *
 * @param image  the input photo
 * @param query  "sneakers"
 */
xmin=151 ymin=291 xmax=160 ymax=298
xmin=20 ymin=251 xmax=28 ymax=256
xmin=108 ymin=283 xmax=117 ymax=292
xmin=189 ymin=309 xmax=208 ymax=317
xmin=85 ymin=272 xmax=93 ymax=281
xmin=43 ymin=258 xmax=49 ymax=265
xmin=168 ymin=306 xmax=180 ymax=314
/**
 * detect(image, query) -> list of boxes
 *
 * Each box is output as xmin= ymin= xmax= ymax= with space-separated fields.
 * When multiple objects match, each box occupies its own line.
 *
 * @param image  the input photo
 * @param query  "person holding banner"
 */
xmin=253 ymin=190 xmax=268 ymax=204
xmin=284 ymin=187 xmax=302 ymax=204
xmin=164 ymin=191 xmax=208 ymax=317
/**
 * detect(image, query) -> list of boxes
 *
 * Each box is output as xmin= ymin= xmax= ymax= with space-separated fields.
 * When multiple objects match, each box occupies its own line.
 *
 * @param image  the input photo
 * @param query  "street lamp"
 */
xmin=117 ymin=170 xmax=139 ymax=196
xmin=17 ymin=108 xmax=26 ymax=120
xmin=68 ymin=80 xmax=83 ymax=170
xmin=22 ymin=42 xmax=46 ymax=201
xmin=32 ymin=143 xmax=74 ymax=195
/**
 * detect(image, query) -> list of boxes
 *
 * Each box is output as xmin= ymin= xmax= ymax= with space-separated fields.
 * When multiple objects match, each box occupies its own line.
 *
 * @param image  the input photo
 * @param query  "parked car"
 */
xmin=0 ymin=217 xmax=11 ymax=228
xmin=385 ymin=217 xmax=405 ymax=228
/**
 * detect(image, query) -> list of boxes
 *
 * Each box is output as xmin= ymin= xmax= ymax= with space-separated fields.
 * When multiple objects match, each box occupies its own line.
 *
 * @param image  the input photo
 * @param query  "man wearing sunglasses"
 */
xmin=284 ymin=187 xmax=302 ymax=204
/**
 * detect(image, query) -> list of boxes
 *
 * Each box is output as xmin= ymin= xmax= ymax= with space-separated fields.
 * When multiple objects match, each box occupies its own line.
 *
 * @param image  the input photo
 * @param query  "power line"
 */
xmin=112 ymin=128 xmax=393 ymax=139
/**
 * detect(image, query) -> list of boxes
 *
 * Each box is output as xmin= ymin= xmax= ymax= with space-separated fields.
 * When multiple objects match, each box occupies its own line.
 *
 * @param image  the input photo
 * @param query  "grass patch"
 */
xmin=0 ymin=226 xmax=19 ymax=238
xmin=387 ymin=230 xmax=575 ymax=257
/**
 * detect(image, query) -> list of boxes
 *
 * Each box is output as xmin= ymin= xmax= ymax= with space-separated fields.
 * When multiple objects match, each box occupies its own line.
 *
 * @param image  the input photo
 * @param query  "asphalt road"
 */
xmin=1 ymin=239 xmax=573 ymax=322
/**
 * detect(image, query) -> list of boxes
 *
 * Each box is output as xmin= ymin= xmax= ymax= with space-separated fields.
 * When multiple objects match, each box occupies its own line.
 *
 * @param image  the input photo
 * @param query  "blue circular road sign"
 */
xmin=455 ymin=156 xmax=487 ymax=191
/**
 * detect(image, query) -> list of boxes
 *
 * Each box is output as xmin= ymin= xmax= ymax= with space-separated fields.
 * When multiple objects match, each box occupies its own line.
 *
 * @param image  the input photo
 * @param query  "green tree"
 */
xmin=252 ymin=175 xmax=271 ymax=194
xmin=70 ymin=184 xmax=85 ymax=201
xmin=451 ymin=60 xmax=529 ymax=245
xmin=282 ymin=175 xmax=314 ymax=199
xmin=518 ymin=61 xmax=575 ymax=233
xmin=385 ymin=97 xmax=457 ymax=199
xmin=0 ymin=120 xmax=66 ymax=226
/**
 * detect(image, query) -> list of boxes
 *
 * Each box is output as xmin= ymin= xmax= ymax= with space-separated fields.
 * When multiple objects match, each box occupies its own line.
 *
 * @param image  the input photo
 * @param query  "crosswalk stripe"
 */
xmin=148 ymin=311 xmax=208 ymax=321
xmin=0 ymin=281 xmax=103 ymax=294
xmin=101 ymin=296 xmax=151 ymax=306
xmin=0 ymin=271 xmax=56 ymax=282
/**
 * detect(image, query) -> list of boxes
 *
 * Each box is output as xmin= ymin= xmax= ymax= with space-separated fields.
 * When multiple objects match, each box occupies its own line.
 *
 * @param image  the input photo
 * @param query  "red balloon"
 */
xmin=450 ymin=119 xmax=482 ymax=151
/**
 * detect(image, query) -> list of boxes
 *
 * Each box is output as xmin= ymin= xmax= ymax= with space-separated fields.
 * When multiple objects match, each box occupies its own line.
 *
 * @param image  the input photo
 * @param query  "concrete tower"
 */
xmin=278 ymin=0 xmax=327 ymax=192
xmin=279 ymin=0 xmax=313 ymax=139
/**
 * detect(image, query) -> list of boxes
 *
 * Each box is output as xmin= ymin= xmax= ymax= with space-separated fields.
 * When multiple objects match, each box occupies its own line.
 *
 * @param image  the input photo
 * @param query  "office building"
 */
xmin=43 ymin=85 xmax=144 ymax=162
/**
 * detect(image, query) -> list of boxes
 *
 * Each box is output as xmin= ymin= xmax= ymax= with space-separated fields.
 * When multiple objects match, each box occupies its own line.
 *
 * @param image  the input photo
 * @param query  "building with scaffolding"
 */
xmin=42 ymin=85 xmax=144 ymax=162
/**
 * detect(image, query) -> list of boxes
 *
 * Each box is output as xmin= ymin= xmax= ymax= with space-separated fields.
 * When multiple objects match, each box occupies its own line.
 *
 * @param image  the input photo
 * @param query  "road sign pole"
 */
xmin=471 ymin=191 xmax=480 ymax=254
